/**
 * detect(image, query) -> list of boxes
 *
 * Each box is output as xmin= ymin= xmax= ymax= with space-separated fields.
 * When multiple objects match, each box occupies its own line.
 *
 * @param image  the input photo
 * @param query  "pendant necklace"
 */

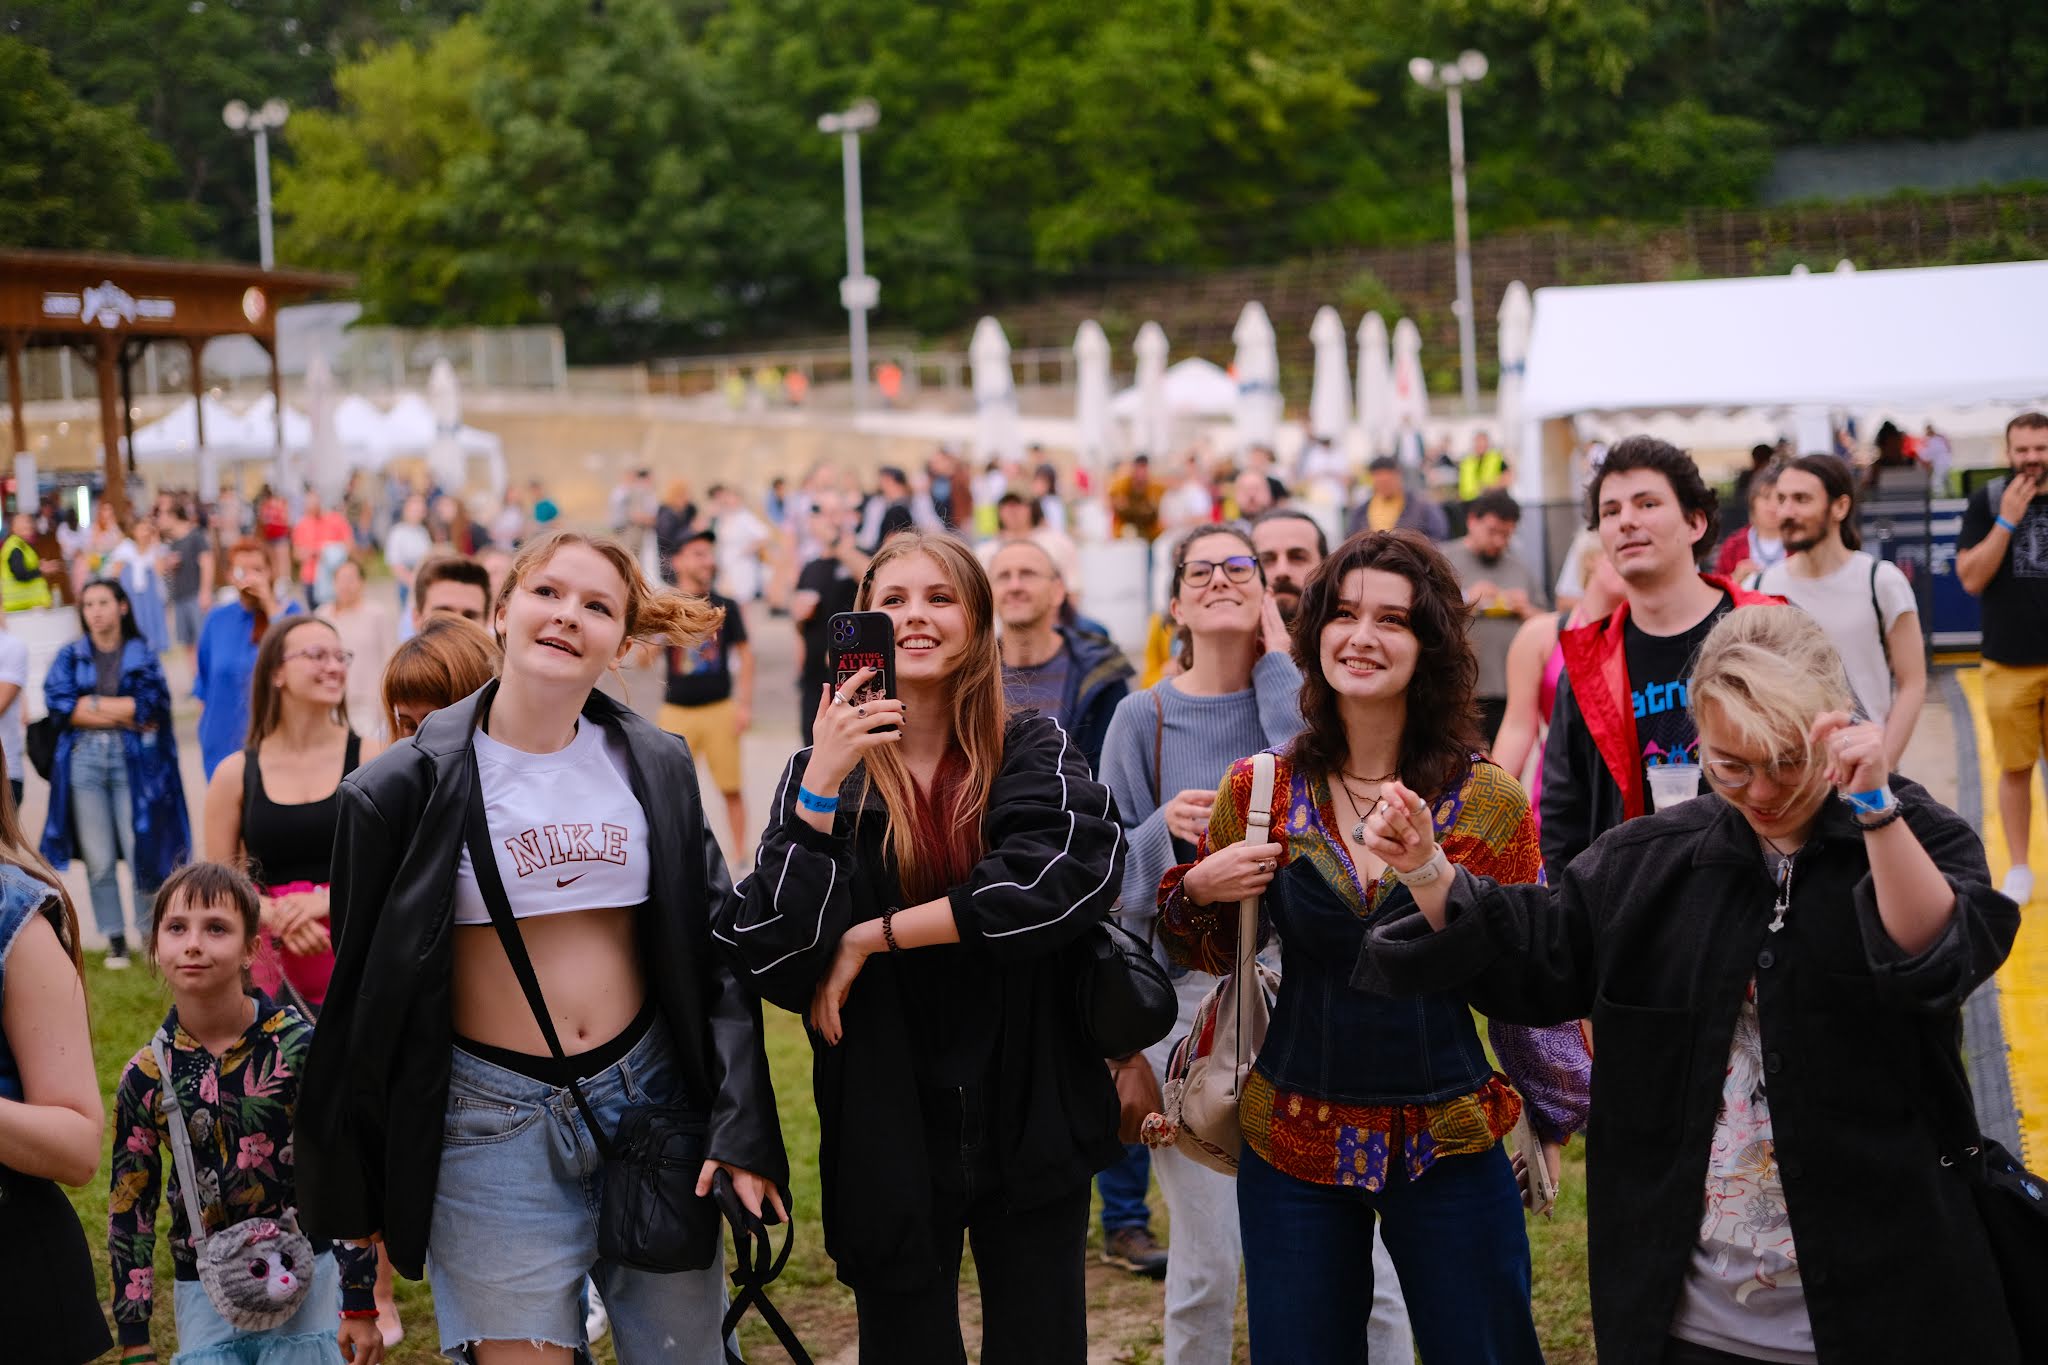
xmin=1758 ymin=832 xmax=1801 ymax=933
xmin=1337 ymin=778 xmax=1385 ymax=845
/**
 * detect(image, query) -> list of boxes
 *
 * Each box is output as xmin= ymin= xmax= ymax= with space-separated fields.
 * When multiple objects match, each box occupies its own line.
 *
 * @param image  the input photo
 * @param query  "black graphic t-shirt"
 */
xmin=664 ymin=593 xmax=748 ymax=707
xmin=1959 ymin=483 xmax=2048 ymax=666
xmin=1623 ymin=592 xmax=1734 ymax=780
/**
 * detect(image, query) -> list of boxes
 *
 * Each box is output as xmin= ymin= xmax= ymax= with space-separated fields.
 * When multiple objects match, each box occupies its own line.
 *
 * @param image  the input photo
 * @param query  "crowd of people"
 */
xmin=0 ymin=411 xmax=2043 ymax=1365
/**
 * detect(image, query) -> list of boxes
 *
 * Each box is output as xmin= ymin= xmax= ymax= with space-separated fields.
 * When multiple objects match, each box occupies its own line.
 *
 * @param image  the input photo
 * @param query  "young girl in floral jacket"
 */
xmin=107 ymin=862 xmax=377 ymax=1365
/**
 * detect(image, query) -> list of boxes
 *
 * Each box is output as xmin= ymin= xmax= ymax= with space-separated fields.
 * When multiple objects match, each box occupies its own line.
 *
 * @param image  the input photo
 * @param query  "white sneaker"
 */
xmin=583 ymin=1279 xmax=609 ymax=1345
xmin=2001 ymin=865 xmax=2035 ymax=905
xmin=103 ymin=949 xmax=131 ymax=970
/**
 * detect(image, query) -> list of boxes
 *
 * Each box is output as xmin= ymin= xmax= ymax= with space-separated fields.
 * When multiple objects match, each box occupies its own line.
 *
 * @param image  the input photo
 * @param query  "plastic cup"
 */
xmin=1647 ymin=763 xmax=1703 ymax=811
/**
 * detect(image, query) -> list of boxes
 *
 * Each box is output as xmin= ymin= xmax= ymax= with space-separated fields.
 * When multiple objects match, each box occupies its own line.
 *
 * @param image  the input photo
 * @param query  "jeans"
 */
xmin=425 ymin=1021 xmax=729 ymax=1363
xmin=68 ymin=732 xmax=151 ymax=943
xmin=1238 ymin=1142 xmax=1543 ymax=1364
xmin=1097 ymin=1143 xmax=1153 ymax=1235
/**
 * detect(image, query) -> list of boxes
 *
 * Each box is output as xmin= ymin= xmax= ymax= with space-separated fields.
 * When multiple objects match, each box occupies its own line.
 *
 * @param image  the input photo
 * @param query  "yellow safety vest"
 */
xmin=1459 ymin=450 xmax=1505 ymax=502
xmin=1 ymin=535 xmax=51 ymax=612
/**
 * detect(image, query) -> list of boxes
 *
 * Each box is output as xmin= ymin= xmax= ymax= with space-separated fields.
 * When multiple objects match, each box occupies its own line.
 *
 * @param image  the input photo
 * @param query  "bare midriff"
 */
xmin=452 ymin=904 xmax=646 ymax=1054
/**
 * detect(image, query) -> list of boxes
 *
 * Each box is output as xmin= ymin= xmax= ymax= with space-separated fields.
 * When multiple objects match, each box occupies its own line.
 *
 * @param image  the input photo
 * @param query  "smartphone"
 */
xmin=828 ymin=610 xmax=897 ymax=729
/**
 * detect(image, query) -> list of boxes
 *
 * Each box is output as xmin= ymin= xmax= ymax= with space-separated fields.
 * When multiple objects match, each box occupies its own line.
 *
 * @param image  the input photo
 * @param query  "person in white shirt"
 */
xmin=1757 ymin=454 xmax=1926 ymax=767
xmin=382 ymin=496 xmax=434 ymax=622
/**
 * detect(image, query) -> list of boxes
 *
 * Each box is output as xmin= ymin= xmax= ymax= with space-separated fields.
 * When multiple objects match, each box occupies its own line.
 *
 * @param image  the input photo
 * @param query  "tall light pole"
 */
xmin=1409 ymin=50 xmax=1487 ymax=414
xmin=223 ymin=98 xmax=289 ymax=269
xmin=819 ymin=99 xmax=880 ymax=412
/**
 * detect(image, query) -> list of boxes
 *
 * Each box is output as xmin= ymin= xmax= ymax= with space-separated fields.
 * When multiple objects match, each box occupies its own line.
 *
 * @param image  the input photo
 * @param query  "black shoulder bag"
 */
xmin=460 ymin=755 xmax=721 ymax=1277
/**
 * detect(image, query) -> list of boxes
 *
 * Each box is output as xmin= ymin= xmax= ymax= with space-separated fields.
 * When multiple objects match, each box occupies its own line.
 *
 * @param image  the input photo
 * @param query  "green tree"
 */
xmin=0 ymin=38 xmax=191 ymax=253
xmin=274 ymin=20 xmax=505 ymax=323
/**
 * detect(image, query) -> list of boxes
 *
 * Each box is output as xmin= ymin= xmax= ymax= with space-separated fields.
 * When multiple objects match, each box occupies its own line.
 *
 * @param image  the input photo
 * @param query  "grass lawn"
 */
xmin=64 ymin=962 xmax=1597 ymax=1363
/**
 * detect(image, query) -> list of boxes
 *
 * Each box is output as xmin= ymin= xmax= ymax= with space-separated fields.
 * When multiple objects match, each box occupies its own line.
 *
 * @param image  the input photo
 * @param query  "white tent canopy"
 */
xmin=1522 ymin=259 xmax=2048 ymax=420
xmin=1110 ymin=358 xmax=1239 ymax=420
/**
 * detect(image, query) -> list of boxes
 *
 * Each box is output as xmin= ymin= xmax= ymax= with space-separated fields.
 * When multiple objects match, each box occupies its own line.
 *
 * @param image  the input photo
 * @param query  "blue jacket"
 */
xmin=195 ymin=598 xmax=298 ymax=777
xmin=1053 ymin=622 xmax=1134 ymax=775
xmin=0 ymin=864 xmax=67 ymax=1103
xmin=39 ymin=637 xmax=191 ymax=887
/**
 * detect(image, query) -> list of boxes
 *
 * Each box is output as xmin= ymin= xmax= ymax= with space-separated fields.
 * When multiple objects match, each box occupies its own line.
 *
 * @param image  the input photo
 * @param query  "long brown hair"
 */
xmin=246 ymin=616 xmax=351 ymax=752
xmin=496 ymin=530 xmax=723 ymax=649
xmin=854 ymin=533 xmax=1007 ymax=901
xmin=0 ymin=780 xmax=83 ymax=974
xmin=1290 ymin=529 xmax=1480 ymax=801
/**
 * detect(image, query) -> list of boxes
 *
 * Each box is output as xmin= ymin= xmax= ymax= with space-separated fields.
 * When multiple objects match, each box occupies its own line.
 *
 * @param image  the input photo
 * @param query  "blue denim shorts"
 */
xmin=426 ymin=1019 xmax=730 ymax=1362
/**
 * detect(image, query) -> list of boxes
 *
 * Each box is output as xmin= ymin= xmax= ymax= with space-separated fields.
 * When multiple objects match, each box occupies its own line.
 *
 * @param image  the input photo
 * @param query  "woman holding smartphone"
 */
xmin=297 ymin=531 xmax=787 ymax=1364
xmin=714 ymin=531 xmax=1126 ymax=1364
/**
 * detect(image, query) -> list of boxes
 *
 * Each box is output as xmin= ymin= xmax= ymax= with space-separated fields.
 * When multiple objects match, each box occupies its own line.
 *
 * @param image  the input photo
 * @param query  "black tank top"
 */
xmin=241 ymin=732 xmax=362 ymax=888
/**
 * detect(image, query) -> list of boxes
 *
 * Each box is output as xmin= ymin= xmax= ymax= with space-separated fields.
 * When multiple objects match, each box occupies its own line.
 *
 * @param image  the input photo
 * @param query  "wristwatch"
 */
xmin=1395 ymin=846 xmax=1450 ymax=888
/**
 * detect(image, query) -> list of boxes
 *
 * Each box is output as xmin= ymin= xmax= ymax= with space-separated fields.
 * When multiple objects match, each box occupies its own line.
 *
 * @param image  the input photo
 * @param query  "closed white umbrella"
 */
xmin=1390 ymin=317 xmax=1430 ymax=464
xmin=426 ymin=358 xmax=465 ymax=492
xmin=1073 ymin=320 xmax=1113 ymax=471
xmin=1356 ymin=311 xmax=1394 ymax=458
xmin=1232 ymin=301 xmax=1281 ymax=451
xmin=303 ymin=351 xmax=347 ymax=504
xmin=1133 ymin=321 xmax=1170 ymax=456
xmin=970 ymin=316 xmax=1022 ymax=466
xmin=1496 ymin=281 xmax=1531 ymax=464
xmin=1307 ymin=306 xmax=1352 ymax=442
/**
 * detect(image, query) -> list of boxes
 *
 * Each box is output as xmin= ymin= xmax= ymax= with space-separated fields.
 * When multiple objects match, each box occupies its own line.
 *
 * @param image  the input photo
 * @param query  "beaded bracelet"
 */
xmin=1854 ymin=803 xmax=1906 ymax=833
xmin=881 ymin=907 xmax=901 ymax=953
xmin=797 ymin=785 xmax=840 ymax=814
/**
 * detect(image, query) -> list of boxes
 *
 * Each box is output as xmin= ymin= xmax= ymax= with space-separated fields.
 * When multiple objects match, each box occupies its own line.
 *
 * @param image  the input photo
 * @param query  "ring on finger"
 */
xmin=832 ymin=691 xmax=850 ymax=706
xmin=856 ymin=705 xmax=867 ymax=718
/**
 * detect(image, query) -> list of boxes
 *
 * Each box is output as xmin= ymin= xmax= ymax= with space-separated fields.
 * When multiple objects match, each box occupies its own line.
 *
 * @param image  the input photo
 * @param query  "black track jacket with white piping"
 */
xmin=713 ymin=711 xmax=1127 ymax=1292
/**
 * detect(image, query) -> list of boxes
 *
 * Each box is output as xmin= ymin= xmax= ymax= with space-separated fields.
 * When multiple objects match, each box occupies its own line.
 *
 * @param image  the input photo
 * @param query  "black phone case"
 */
xmin=828 ymin=611 xmax=897 ymax=724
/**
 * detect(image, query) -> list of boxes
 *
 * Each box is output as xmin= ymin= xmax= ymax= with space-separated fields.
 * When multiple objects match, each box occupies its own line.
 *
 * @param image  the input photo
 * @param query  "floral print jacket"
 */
xmin=107 ymin=994 xmax=374 ymax=1346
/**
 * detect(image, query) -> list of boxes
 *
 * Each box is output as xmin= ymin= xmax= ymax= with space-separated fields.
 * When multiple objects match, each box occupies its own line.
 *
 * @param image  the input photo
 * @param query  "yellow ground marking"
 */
xmin=1958 ymin=668 xmax=2048 ymax=1165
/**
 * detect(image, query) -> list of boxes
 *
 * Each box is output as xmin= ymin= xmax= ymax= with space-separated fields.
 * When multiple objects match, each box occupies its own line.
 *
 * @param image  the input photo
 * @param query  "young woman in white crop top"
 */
xmin=297 ymin=532 xmax=789 ymax=1365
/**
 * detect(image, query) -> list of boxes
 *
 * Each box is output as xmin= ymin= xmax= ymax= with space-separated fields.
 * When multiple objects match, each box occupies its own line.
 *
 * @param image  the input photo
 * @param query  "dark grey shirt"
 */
xmin=1003 ymin=649 xmax=1073 ymax=724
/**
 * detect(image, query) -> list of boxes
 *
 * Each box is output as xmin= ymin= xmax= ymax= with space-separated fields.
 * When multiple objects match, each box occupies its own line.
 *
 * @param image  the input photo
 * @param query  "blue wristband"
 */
xmin=1845 ymin=787 xmax=1893 ymax=816
xmin=1996 ymin=515 xmax=2018 ymax=534
xmin=797 ymin=785 xmax=840 ymax=814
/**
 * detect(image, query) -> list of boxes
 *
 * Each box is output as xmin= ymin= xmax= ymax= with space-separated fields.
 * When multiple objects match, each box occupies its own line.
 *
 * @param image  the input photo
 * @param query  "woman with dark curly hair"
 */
xmin=1153 ymin=529 xmax=1589 ymax=1362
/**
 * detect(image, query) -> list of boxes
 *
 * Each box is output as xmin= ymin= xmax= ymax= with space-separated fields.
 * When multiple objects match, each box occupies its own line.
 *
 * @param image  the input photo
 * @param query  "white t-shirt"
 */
xmin=452 ymin=721 xmax=650 ymax=924
xmin=1755 ymin=552 xmax=1916 ymax=723
xmin=383 ymin=521 xmax=432 ymax=574
xmin=0 ymin=632 xmax=25 ymax=782
xmin=1669 ymin=980 xmax=1818 ymax=1364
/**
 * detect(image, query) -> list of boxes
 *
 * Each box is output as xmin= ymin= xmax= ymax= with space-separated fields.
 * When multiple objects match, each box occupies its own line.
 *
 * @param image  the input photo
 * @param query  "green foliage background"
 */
xmin=7 ymin=0 xmax=2046 ymax=356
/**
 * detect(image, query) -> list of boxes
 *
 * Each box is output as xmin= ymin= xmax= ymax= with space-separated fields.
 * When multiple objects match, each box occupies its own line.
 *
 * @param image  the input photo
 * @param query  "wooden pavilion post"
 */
xmin=189 ymin=337 xmax=207 ymax=447
xmin=119 ymin=339 xmax=139 ymax=477
xmin=95 ymin=332 xmax=127 ymax=518
xmin=4 ymin=333 xmax=25 ymax=461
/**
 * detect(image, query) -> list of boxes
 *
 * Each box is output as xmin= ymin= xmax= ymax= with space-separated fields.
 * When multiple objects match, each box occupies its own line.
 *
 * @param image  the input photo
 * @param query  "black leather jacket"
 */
xmin=295 ymin=682 xmax=788 ymax=1277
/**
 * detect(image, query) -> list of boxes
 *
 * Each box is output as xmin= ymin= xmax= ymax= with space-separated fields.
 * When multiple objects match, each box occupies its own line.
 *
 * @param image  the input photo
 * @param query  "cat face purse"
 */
xmin=151 ymin=1036 xmax=317 ymax=1331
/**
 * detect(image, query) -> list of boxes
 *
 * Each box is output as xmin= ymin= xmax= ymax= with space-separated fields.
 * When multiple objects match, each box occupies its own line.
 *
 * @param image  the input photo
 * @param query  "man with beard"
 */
xmin=194 ymin=537 xmax=300 ymax=777
xmin=1250 ymin=508 xmax=1326 ymax=622
xmin=989 ymin=538 xmax=1162 ymax=1280
xmin=1756 ymin=454 xmax=1924 ymax=765
xmin=1441 ymin=490 xmax=1546 ymax=744
xmin=1540 ymin=437 xmax=1777 ymax=880
xmin=1957 ymin=411 xmax=2048 ymax=903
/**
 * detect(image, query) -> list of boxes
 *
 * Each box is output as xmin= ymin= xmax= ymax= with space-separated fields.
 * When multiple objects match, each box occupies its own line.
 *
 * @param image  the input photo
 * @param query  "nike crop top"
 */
xmin=452 ymin=719 xmax=651 ymax=925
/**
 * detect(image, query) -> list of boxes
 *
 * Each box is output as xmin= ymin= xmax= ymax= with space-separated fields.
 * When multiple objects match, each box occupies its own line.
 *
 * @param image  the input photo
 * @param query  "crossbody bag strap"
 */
xmin=1150 ymin=687 xmax=1165 ymax=809
xmin=150 ymin=1036 xmax=213 ymax=1243
xmin=1235 ymin=752 xmax=1278 ymax=1070
xmin=461 ymin=750 xmax=613 ymax=1159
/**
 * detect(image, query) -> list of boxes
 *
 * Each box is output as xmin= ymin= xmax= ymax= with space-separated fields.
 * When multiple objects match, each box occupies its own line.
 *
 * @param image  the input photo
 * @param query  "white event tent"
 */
xmin=1516 ymin=259 xmax=2048 ymax=504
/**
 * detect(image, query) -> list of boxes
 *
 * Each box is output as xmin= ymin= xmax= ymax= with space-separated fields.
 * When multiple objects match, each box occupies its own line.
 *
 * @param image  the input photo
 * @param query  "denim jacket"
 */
xmin=0 ymin=864 xmax=68 ymax=1105
xmin=39 ymin=635 xmax=191 ymax=886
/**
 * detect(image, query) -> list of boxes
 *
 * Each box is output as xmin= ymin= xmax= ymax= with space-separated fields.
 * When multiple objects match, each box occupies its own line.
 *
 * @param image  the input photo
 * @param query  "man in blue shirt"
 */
xmin=194 ymin=538 xmax=298 ymax=777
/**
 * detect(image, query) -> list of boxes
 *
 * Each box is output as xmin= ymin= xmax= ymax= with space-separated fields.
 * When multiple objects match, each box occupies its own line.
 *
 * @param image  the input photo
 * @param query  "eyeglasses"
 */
xmin=1179 ymin=555 xmax=1258 ymax=588
xmin=283 ymin=648 xmax=354 ymax=669
xmin=1702 ymin=753 xmax=1811 ymax=790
